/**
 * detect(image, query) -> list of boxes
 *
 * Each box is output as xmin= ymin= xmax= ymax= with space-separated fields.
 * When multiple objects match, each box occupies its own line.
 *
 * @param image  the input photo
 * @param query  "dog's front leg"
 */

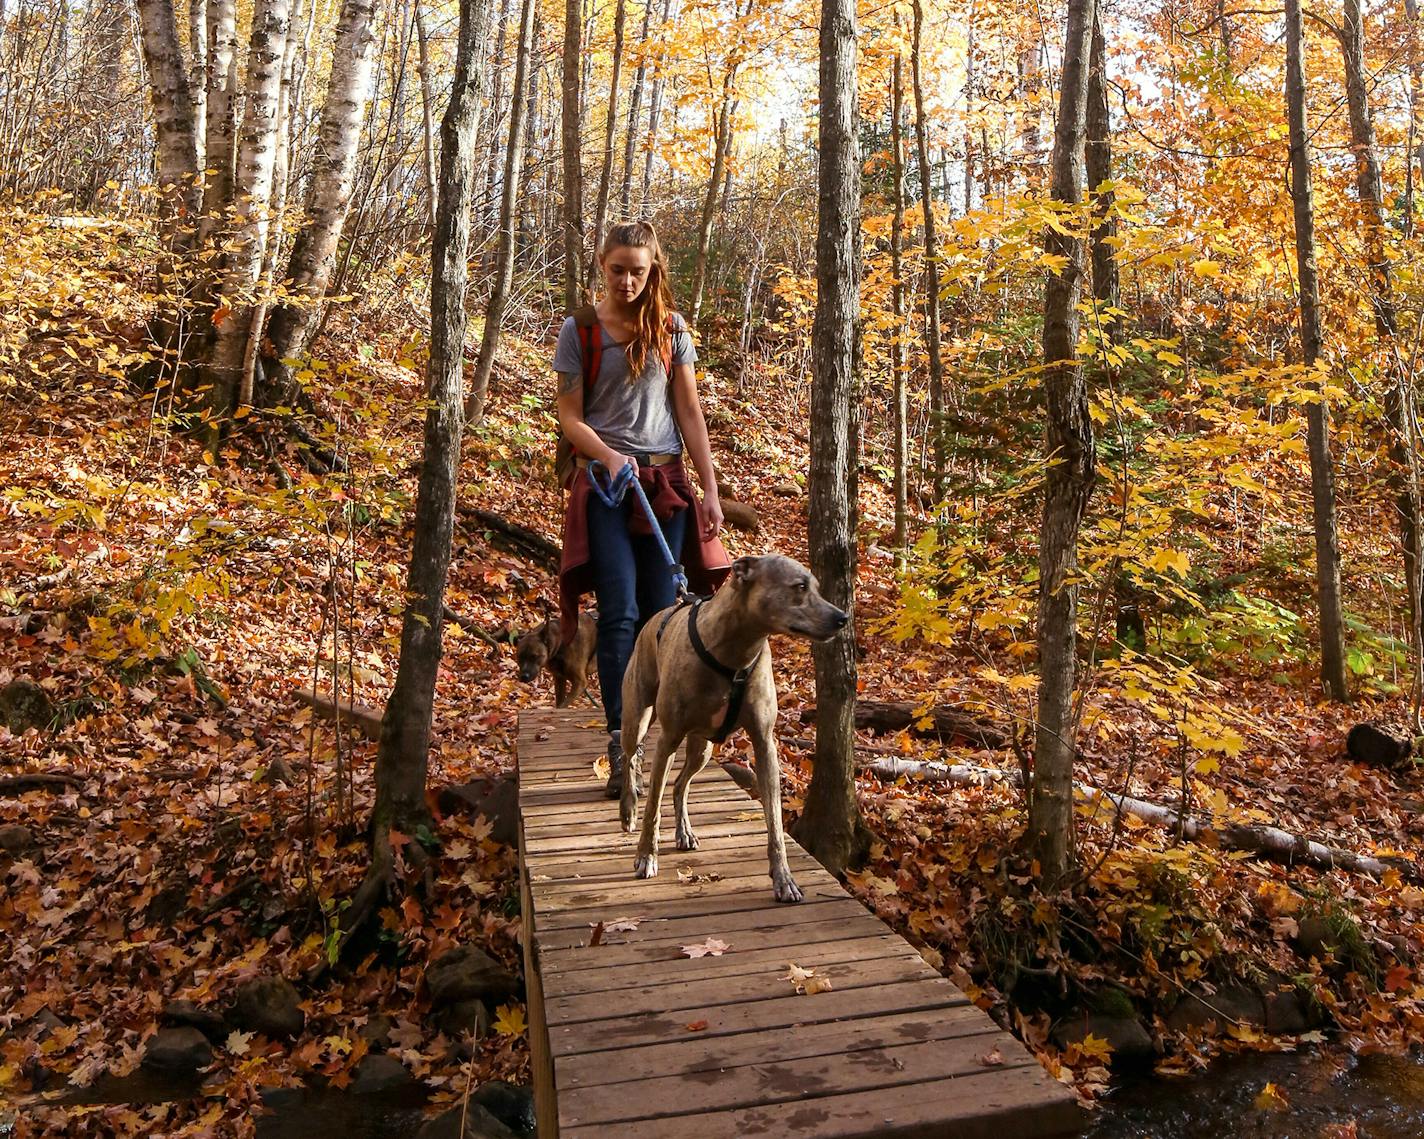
xmin=673 ymin=736 xmax=713 ymax=851
xmin=751 ymin=731 xmax=802 ymax=903
xmin=633 ymin=732 xmax=681 ymax=879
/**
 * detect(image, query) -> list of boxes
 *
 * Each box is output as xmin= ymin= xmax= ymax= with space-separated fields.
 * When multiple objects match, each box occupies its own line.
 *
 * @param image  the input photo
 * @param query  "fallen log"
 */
xmin=441 ymin=604 xmax=512 ymax=658
xmin=802 ymin=700 xmax=1009 ymax=750
xmin=862 ymin=757 xmax=1411 ymax=881
xmin=294 ymin=688 xmax=384 ymax=741
xmin=1346 ymin=723 xmax=1414 ymax=771
xmin=459 ymin=507 xmax=560 ymax=570
xmin=0 ymin=772 xmax=84 ymax=794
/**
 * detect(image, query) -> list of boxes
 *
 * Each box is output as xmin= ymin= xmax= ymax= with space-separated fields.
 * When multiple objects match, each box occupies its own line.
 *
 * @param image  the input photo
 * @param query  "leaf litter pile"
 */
xmin=2 ymin=214 xmax=1423 ymax=1133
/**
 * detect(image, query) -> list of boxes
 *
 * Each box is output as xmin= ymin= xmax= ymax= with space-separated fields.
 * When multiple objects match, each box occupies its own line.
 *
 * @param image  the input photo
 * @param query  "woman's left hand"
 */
xmin=702 ymin=489 xmax=724 ymax=539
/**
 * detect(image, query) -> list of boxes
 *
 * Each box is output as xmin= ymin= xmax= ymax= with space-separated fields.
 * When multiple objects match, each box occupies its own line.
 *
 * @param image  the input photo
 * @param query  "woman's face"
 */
xmin=601 ymin=244 xmax=654 ymax=305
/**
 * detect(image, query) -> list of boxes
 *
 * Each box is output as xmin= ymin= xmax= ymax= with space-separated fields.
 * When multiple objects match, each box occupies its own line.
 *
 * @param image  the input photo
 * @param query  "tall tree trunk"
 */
xmin=465 ymin=0 xmax=535 ymax=425
xmin=1086 ymin=10 xmax=1117 ymax=320
xmin=620 ymin=0 xmax=653 ymax=215
xmin=963 ymin=0 xmax=976 ymax=215
xmin=198 ymin=0 xmax=237 ymax=249
xmin=639 ymin=0 xmax=673 ymax=210
xmin=588 ymin=0 xmax=627 ymax=283
xmin=1406 ymin=0 xmax=1423 ymax=240
xmin=373 ymin=0 xmax=483 ymax=854
xmin=135 ymin=0 xmax=201 ymax=236
xmin=910 ymin=0 xmax=946 ymax=502
xmin=188 ymin=0 xmax=206 ymax=169
xmin=561 ymin=0 xmax=584 ymax=309
xmin=792 ymin=0 xmax=868 ymax=876
xmin=414 ymin=0 xmax=438 ymax=227
xmin=206 ymin=0 xmax=290 ymax=423
xmin=1339 ymin=0 xmax=1421 ymax=715
xmin=241 ymin=0 xmax=304 ymax=407
xmin=260 ymin=0 xmax=382 ymax=393
xmin=1031 ymin=0 xmax=1097 ymax=888
xmin=891 ymin=40 xmax=909 ymax=552
xmin=688 ymin=74 xmax=734 ymax=326
xmin=1285 ymin=0 xmax=1349 ymax=702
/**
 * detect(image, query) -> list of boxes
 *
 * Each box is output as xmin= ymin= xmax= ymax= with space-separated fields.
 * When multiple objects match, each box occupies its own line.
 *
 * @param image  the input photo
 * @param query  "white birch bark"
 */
xmin=262 ymin=0 xmax=383 ymax=380
xmin=135 ymin=0 xmax=201 ymax=234
xmin=198 ymin=0 xmax=237 ymax=248
xmin=206 ymin=0 xmax=290 ymax=419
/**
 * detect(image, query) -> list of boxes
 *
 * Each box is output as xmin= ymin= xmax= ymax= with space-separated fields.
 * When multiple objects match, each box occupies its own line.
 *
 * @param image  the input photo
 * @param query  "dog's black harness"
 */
xmin=657 ymin=596 xmax=762 ymax=745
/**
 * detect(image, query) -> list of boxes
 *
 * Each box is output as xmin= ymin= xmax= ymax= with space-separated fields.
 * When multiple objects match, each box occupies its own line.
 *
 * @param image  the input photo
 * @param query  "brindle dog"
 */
xmin=619 ymin=555 xmax=849 ymax=903
xmin=516 ymin=610 xmax=597 ymax=708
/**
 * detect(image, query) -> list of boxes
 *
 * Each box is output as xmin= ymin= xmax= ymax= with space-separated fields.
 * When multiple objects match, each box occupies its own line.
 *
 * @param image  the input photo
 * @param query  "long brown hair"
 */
xmin=601 ymin=221 xmax=677 ymax=381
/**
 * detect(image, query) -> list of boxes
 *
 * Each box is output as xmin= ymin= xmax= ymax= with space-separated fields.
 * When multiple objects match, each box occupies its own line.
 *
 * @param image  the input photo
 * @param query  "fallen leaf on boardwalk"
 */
xmin=605 ymin=917 xmax=643 ymax=932
xmin=593 ymin=755 xmax=610 ymax=781
xmin=684 ymin=1020 xmax=709 ymax=1032
xmin=730 ymin=810 xmax=762 ymax=821
xmin=681 ymin=938 xmax=729 ymax=958
xmin=980 ymin=1046 xmax=1004 ymax=1066
xmin=493 ymin=1003 xmax=527 ymax=1036
xmin=225 ymin=1030 xmax=254 ymax=1056
xmin=535 ymin=728 xmax=551 ymax=741
xmin=1253 ymin=1082 xmax=1289 ymax=1111
xmin=783 ymin=962 xmax=832 ymax=994
xmin=677 ymin=867 xmax=722 ymax=884
xmin=588 ymin=921 xmax=604 ymax=946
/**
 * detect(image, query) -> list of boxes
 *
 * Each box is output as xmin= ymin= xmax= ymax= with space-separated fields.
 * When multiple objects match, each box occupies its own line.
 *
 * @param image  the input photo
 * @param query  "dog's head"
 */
xmin=515 ymin=616 xmax=561 ymax=681
xmin=728 ymin=555 xmax=849 ymax=641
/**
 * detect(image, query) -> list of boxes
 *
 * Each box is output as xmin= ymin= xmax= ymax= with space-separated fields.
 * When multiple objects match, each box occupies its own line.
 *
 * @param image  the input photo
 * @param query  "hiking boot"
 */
xmin=604 ymin=731 xmax=624 ymax=799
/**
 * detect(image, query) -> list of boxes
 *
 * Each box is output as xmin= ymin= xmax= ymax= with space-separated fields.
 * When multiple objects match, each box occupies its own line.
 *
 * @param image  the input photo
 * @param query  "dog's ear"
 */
xmin=730 ymin=556 xmax=760 ymax=587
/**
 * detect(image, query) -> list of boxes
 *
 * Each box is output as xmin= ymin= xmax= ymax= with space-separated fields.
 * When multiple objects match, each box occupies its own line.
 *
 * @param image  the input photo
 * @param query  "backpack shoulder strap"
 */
xmin=571 ymin=305 xmax=601 ymax=397
xmin=662 ymin=313 xmax=679 ymax=376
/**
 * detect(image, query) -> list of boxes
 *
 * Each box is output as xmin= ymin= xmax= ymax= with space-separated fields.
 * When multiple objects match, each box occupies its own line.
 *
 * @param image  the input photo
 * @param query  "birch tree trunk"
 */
xmin=1086 ymin=11 xmax=1117 ymax=320
xmin=792 ymin=0 xmax=868 ymax=876
xmin=135 ymin=0 xmax=201 ymax=237
xmin=910 ymin=0 xmax=946 ymax=503
xmin=188 ymin=0 xmax=206 ymax=169
xmin=891 ymin=41 xmax=909 ymax=553
xmin=1407 ymin=0 xmax=1423 ymax=239
xmin=465 ymin=0 xmax=535 ymax=425
xmin=197 ymin=0 xmax=237 ymax=249
xmin=1031 ymin=0 xmax=1097 ymax=888
xmin=561 ymin=0 xmax=584 ymax=310
xmin=1339 ymin=0 xmax=1422 ymax=716
xmin=260 ymin=0 xmax=382 ymax=394
xmin=372 ymin=0 xmax=483 ymax=868
xmin=1285 ymin=0 xmax=1349 ymax=702
xmin=639 ymin=0 xmax=673 ymax=209
xmin=588 ymin=0 xmax=627 ymax=281
xmin=206 ymin=0 xmax=290 ymax=423
xmin=620 ymin=0 xmax=653 ymax=215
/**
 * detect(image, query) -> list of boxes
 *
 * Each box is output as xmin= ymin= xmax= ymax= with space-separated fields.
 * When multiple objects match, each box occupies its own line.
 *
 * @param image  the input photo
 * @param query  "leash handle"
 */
xmin=586 ymin=460 xmax=691 ymax=598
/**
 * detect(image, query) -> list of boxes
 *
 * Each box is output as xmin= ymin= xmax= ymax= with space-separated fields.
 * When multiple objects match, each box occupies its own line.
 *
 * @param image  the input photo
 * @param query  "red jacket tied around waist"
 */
xmin=559 ymin=461 xmax=730 ymax=649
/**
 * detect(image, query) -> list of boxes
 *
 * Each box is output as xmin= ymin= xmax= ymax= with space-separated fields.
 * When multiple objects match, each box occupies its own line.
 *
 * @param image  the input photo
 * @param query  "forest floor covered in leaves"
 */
xmin=3 ymin=215 xmax=1424 ymax=1136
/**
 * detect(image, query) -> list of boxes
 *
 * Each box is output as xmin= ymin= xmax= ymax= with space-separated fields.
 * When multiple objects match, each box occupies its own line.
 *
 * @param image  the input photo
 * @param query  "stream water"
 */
xmin=1087 ymin=1048 xmax=1424 ymax=1138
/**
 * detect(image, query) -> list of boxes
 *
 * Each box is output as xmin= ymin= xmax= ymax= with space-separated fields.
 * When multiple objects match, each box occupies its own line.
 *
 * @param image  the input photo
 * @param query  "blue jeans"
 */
xmin=586 ymin=493 xmax=688 ymax=734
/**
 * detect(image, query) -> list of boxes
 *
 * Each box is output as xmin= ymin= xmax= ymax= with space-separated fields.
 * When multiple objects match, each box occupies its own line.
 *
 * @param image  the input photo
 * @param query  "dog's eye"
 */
xmin=796 ymin=581 xmax=808 ymax=592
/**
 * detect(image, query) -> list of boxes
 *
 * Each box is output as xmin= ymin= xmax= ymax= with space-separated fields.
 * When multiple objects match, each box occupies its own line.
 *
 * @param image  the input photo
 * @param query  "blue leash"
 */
xmin=586 ymin=460 xmax=690 ymax=598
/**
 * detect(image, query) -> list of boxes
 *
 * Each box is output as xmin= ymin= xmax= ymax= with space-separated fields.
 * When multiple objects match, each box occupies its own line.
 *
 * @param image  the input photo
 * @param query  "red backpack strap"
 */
xmin=572 ymin=305 xmax=601 ymax=397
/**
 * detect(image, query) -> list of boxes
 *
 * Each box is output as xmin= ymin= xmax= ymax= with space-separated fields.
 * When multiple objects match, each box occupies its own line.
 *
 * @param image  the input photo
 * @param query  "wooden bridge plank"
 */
xmin=547 ymin=977 xmax=971 ymax=1057
xmin=558 ymin=1032 xmax=1043 ymax=1129
xmin=556 ymin=1004 xmax=995 ymax=1089
xmin=517 ymin=709 xmax=1082 ymax=1139
xmin=561 ymin=1064 xmax=1083 ymax=1139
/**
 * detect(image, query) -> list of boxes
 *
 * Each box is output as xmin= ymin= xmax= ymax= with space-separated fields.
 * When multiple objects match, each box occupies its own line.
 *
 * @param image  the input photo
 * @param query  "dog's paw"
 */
xmin=772 ymin=873 xmax=804 ymax=904
xmin=674 ymin=824 xmax=699 ymax=851
xmin=633 ymin=852 xmax=658 ymax=879
xmin=619 ymin=795 xmax=638 ymax=833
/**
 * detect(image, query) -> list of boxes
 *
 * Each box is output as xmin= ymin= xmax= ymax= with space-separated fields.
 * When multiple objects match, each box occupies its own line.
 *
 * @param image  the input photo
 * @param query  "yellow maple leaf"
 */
xmin=493 ymin=1003 xmax=527 ymax=1036
xmin=1078 ymin=1033 xmax=1114 ymax=1062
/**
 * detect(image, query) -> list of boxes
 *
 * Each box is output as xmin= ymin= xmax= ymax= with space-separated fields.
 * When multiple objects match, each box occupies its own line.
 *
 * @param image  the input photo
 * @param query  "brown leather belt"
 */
xmin=575 ymin=452 xmax=679 ymax=469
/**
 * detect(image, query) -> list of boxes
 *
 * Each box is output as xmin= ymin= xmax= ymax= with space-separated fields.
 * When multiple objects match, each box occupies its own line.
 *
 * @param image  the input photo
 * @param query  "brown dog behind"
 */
xmin=516 ymin=610 xmax=597 ymax=708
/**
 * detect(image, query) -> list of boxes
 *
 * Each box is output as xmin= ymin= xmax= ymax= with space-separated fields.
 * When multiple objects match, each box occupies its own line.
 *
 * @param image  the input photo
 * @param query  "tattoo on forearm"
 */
xmin=557 ymin=371 xmax=580 ymax=396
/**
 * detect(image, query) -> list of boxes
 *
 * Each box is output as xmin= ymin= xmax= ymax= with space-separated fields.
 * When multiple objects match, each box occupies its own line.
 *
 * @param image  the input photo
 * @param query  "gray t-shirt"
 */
xmin=553 ymin=313 xmax=696 ymax=456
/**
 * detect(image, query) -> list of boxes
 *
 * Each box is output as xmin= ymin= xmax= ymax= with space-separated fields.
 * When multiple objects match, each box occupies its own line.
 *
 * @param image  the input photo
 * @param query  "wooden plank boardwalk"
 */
xmin=517 ymin=707 xmax=1083 ymax=1138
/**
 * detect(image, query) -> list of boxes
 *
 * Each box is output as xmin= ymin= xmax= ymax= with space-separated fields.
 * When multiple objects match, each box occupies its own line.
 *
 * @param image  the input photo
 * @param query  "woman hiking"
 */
xmin=554 ymin=221 xmax=731 ymax=798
